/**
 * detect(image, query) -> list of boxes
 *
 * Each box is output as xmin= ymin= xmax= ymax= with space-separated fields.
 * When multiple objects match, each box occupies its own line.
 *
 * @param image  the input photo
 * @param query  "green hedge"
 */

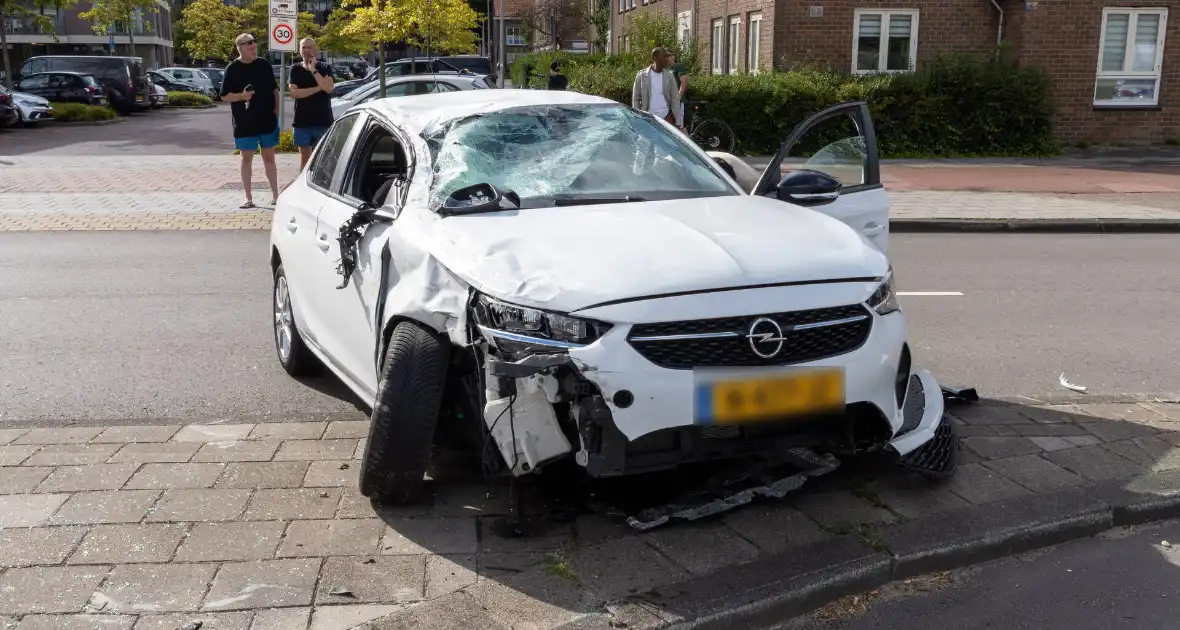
xmin=509 ymin=50 xmax=1058 ymax=158
xmin=166 ymin=91 xmax=213 ymax=107
xmin=49 ymin=102 xmax=118 ymax=123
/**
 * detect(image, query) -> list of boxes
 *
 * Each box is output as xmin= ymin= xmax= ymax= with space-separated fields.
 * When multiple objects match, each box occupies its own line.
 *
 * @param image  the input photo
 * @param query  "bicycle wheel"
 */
xmin=690 ymin=118 xmax=736 ymax=153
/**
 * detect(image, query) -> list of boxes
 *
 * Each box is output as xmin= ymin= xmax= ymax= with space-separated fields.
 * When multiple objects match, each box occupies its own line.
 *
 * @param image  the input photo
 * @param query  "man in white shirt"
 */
xmin=631 ymin=47 xmax=683 ymax=128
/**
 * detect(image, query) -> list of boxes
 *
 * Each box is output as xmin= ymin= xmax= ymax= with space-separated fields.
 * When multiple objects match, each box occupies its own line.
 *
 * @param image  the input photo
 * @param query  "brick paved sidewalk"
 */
xmin=2 ymin=401 xmax=1180 ymax=629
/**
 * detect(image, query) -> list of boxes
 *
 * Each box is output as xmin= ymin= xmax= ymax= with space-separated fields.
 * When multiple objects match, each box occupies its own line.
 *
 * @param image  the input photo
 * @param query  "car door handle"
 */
xmin=286 ymin=217 xmax=298 ymax=233
xmin=316 ymin=234 xmax=331 ymax=251
xmin=862 ymin=222 xmax=885 ymax=236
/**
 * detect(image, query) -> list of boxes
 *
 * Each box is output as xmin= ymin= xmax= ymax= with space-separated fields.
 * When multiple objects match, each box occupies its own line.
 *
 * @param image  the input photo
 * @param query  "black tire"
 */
xmin=359 ymin=320 xmax=451 ymax=504
xmin=691 ymin=119 xmax=736 ymax=153
xmin=272 ymin=263 xmax=319 ymax=377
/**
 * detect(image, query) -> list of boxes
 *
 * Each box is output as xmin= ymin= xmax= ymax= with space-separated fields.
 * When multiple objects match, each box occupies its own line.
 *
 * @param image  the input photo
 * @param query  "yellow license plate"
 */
xmin=698 ymin=368 xmax=845 ymax=425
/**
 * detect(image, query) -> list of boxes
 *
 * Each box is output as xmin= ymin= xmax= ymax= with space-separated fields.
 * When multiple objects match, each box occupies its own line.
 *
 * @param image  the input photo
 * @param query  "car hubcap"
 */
xmin=274 ymin=276 xmax=294 ymax=362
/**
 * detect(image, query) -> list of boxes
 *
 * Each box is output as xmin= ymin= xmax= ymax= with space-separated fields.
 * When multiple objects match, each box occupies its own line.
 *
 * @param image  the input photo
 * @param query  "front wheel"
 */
xmin=691 ymin=119 xmax=736 ymax=153
xmin=359 ymin=321 xmax=451 ymax=504
xmin=273 ymin=264 xmax=319 ymax=376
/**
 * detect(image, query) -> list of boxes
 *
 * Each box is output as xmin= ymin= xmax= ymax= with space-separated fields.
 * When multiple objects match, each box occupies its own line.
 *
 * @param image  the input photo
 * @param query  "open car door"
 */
xmin=747 ymin=101 xmax=889 ymax=253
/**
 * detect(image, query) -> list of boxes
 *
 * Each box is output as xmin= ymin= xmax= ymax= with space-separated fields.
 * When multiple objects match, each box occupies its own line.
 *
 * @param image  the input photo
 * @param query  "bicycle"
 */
xmin=685 ymin=100 xmax=736 ymax=153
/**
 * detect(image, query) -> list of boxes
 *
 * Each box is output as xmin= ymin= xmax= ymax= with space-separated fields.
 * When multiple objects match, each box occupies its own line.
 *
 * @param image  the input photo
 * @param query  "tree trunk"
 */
xmin=1 ymin=23 xmax=13 ymax=89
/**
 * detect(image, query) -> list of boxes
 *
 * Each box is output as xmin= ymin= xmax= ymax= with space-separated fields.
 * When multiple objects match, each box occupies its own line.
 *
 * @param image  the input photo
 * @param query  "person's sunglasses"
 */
xmin=239 ymin=39 xmax=256 ymax=46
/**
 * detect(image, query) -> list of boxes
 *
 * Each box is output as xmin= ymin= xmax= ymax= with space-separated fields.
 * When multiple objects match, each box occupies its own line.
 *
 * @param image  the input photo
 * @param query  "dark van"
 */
xmin=16 ymin=55 xmax=150 ymax=113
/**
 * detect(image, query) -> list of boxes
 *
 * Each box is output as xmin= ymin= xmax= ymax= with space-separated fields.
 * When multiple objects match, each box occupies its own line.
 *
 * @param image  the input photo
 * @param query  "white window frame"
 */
xmin=711 ymin=19 xmax=724 ymax=74
xmin=1094 ymin=7 xmax=1168 ymax=107
xmin=506 ymin=26 xmax=525 ymax=47
xmin=747 ymin=11 xmax=762 ymax=74
xmin=677 ymin=10 xmax=693 ymax=44
xmin=728 ymin=16 xmax=741 ymax=73
xmin=851 ymin=8 xmax=919 ymax=74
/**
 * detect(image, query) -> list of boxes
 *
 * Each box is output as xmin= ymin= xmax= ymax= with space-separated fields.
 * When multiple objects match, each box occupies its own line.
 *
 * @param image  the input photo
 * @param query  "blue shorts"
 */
xmin=234 ymin=126 xmax=280 ymax=152
xmin=293 ymin=126 xmax=330 ymax=147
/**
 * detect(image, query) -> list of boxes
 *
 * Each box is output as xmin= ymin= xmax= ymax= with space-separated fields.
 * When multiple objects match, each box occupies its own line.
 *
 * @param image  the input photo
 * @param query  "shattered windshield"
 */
xmin=424 ymin=103 xmax=738 ymax=209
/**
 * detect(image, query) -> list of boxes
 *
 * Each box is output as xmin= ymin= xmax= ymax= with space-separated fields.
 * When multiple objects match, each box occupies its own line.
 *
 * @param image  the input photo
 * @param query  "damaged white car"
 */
xmin=269 ymin=89 xmax=960 ymax=517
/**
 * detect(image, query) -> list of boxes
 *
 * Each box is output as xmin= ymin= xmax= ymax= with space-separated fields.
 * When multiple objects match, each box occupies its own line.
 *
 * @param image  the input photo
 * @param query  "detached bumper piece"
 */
xmin=898 ymin=414 xmax=959 ymax=480
xmin=621 ymin=447 xmax=841 ymax=532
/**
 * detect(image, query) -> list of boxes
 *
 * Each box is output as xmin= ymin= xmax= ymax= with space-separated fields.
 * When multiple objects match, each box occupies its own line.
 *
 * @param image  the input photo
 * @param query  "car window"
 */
xmin=425 ymin=103 xmax=739 ymax=209
xmin=429 ymin=81 xmax=460 ymax=93
xmin=308 ymin=113 xmax=362 ymax=192
xmin=23 ymin=59 xmax=48 ymax=75
xmin=20 ymin=75 xmax=49 ymax=89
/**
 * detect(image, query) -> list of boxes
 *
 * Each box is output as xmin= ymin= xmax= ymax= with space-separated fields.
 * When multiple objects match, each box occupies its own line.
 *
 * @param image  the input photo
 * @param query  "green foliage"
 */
xmin=511 ymin=49 xmax=1058 ymax=158
xmin=49 ymin=102 xmax=118 ymax=122
xmin=166 ymin=91 xmax=213 ymax=107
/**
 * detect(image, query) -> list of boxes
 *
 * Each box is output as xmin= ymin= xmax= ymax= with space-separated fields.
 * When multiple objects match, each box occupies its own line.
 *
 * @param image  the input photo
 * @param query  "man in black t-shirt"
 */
xmin=288 ymin=37 xmax=335 ymax=168
xmin=220 ymin=33 xmax=280 ymax=208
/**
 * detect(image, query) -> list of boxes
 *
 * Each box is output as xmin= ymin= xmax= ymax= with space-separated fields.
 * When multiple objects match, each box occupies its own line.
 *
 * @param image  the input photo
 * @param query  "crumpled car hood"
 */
xmin=427 ymin=195 xmax=888 ymax=314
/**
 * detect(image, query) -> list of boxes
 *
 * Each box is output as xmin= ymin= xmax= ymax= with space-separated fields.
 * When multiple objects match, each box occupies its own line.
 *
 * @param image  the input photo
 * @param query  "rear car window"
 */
xmin=444 ymin=57 xmax=492 ymax=74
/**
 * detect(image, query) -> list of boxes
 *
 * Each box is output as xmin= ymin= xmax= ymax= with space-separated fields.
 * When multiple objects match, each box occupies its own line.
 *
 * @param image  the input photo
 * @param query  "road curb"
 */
xmin=891 ymin=218 xmax=1180 ymax=233
xmin=51 ymin=117 xmax=125 ymax=126
xmin=563 ymin=476 xmax=1180 ymax=630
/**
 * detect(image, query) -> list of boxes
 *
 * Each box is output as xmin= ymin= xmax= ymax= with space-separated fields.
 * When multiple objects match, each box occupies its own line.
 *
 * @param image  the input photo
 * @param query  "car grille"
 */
xmin=626 ymin=304 xmax=872 ymax=369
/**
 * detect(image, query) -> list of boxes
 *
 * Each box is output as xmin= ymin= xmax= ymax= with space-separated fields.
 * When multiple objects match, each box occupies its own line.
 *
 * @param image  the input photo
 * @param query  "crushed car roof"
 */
xmin=358 ymin=89 xmax=621 ymax=135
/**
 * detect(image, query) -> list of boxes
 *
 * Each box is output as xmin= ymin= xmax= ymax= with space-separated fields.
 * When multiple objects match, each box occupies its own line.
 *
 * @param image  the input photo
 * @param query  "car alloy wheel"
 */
xmin=272 ymin=264 xmax=318 ymax=376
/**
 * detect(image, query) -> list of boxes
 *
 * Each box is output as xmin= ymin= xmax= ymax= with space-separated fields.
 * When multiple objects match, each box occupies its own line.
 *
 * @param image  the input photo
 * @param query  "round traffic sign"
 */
xmin=272 ymin=22 xmax=294 ymax=45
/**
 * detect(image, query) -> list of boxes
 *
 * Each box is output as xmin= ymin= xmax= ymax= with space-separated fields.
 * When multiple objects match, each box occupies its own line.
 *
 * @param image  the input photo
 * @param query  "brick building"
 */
xmin=611 ymin=0 xmax=1180 ymax=143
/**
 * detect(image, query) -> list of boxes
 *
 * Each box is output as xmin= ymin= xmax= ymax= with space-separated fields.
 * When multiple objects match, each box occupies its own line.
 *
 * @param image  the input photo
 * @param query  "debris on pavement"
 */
xmin=1162 ymin=540 xmax=1171 ymax=548
xmin=327 ymin=586 xmax=356 ymax=598
xmin=1059 ymin=373 xmax=1088 ymax=393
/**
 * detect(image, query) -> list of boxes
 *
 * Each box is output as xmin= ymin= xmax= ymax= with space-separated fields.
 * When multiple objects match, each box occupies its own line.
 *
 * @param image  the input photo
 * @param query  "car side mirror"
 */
xmin=776 ymin=169 xmax=842 ymax=207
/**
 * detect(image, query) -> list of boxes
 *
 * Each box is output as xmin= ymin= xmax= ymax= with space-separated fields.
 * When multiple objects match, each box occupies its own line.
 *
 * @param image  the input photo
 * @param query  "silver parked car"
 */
xmin=330 ymin=72 xmax=489 ymax=118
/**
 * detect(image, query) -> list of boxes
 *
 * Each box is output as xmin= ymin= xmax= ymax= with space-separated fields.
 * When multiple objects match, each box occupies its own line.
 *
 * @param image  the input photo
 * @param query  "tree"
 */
xmin=586 ymin=0 xmax=609 ymax=54
xmin=240 ymin=0 xmax=322 ymax=56
xmin=625 ymin=11 xmax=701 ymax=73
xmin=80 ymin=0 xmax=159 ymax=56
xmin=1 ymin=0 xmax=79 ymax=88
xmin=519 ymin=0 xmax=584 ymax=50
xmin=180 ymin=0 xmax=244 ymax=61
xmin=320 ymin=8 xmax=372 ymax=57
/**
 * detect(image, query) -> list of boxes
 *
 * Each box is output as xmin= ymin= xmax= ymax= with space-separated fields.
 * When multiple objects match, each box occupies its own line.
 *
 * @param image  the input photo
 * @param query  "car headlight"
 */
xmin=868 ymin=268 xmax=900 ymax=316
xmin=473 ymin=294 xmax=612 ymax=357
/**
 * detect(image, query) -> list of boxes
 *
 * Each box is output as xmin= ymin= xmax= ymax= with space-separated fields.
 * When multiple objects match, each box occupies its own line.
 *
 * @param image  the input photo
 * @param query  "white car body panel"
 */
xmin=11 ymin=92 xmax=52 ymax=123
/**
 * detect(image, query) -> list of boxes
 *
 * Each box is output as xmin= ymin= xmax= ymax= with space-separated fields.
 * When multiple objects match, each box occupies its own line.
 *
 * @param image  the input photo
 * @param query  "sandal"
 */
xmin=239 ymin=200 xmax=255 ymax=209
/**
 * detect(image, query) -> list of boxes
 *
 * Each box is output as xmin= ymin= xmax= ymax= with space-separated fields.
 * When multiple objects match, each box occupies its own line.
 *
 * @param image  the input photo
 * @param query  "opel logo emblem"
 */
xmin=746 ymin=317 xmax=787 ymax=358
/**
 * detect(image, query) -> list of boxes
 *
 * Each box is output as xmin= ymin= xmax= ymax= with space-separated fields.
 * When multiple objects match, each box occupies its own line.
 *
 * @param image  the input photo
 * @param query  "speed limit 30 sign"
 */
xmin=269 ymin=16 xmax=297 ymax=52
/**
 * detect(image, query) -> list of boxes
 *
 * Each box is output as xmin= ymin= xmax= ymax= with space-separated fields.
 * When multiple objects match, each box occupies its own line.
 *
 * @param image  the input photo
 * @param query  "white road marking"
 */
xmin=897 ymin=291 xmax=964 ymax=296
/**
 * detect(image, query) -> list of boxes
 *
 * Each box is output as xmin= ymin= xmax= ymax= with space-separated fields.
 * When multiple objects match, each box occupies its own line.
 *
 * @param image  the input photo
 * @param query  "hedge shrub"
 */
xmin=49 ymin=102 xmax=118 ymax=123
xmin=166 ymin=91 xmax=213 ymax=107
xmin=509 ymin=50 xmax=1058 ymax=158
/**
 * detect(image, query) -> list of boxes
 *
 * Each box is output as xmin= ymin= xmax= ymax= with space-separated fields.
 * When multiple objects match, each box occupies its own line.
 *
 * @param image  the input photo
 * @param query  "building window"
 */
xmin=728 ymin=16 xmax=740 ymax=73
xmin=711 ymin=19 xmax=724 ymax=73
xmin=1095 ymin=7 xmax=1168 ymax=106
xmin=747 ymin=12 xmax=762 ymax=74
xmin=623 ymin=35 xmax=630 ymax=51
xmin=506 ymin=26 xmax=525 ymax=46
xmin=677 ymin=10 xmax=692 ymax=44
xmin=852 ymin=9 xmax=918 ymax=73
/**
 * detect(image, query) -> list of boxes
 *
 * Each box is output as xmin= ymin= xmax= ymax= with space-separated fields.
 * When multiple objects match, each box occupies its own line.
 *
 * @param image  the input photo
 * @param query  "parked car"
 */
xmin=157 ymin=67 xmax=218 ymax=99
xmin=15 ymin=55 xmax=149 ymax=113
xmin=9 ymin=89 xmax=54 ymax=126
xmin=151 ymin=84 xmax=167 ymax=109
xmin=148 ymin=71 xmax=204 ymax=95
xmin=201 ymin=67 xmax=224 ymax=97
xmin=330 ymin=59 xmax=467 ymax=98
xmin=0 ymin=86 xmax=20 ymax=128
xmin=15 ymin=72 xmax=107 ymax=106
xmin=267 ymin=90 xmax=957 ymax=510
xmin=329 ymin=73 xmax=488 ymax=118
xmin=408 ymin=55 xmax=495 ymax=84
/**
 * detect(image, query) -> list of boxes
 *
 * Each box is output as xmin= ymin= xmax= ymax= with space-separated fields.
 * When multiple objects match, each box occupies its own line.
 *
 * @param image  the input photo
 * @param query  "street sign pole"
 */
xmin=279 ymin=52 xmax=286 ymax=132
xmin=268 ymin=0 xmax=298 ymax=132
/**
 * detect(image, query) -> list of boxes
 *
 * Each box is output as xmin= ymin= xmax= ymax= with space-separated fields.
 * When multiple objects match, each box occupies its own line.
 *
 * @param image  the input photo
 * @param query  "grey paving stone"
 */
xmin=962 ymin=436 xmax=1043 ymax=460
xmin=0 ymin=526 xmax=88 ymax=567
xmin=721 ymin=505 xmax=830 ymax=554
xmin=956 ymin=425 xmax=998 ymax=437
xmin=946 ymin=462 xmax=1033 ymax=505
xmin=0 ymin=445 xmax=39 ymax=466
xmin=172 ymin=425 xmax=255 ymax=443
xmin=0 ymin=566 xmax=110 ymax=614
xmin=0 ymin=493 xmax=70 ymax=527
xmin=1028 ymin=436 xmax=1076 ymax=452
xmin=367 ymin=592 xmax=506 ymax=630
xmin=1066 ymin=435 xmax=1103 ymax=447
xmin=1072 ymin=403 xmax=1166 ymax=425
xmin=0 ymin=617 xmax=13 ymax=630
xmin=309 ymin=604 xmax=409 ymax=630
xmin=571 ymin=536 xmax=689 ymax=600
xmin=36 ymin=464 xmax=139 ymax=493
xmin=1144 ymin=403 xmax=1180 ymax=422
xmin=68 ymin=523 xmax=187 ymax=565
xmin=465 ymin=566 xmax=589 ymax=630
xmin=983 ymin=454 xmax=1087 ymax=493
xmin=125 ymin=463 xmax=225 ymax=490
xmin=302 ymin=460 xmax=360 ymax=488
xmin=380 ymin=518 xmax=477 ymax=555
xmin=244 ymin=488 xmax=342 ymax=521
xmin=250 ymin=607 xmax=310 ymax=630
xmin=278 ymin=518 xmax=384 ymax=557
xmin=354 ymin=439 xmax=367 ymax=460
xmin=132 ymin=611 xmax=253 ymax=630
xmin=425 ymin=555 xmax=477 ymax=600
xmin=337 ymin=489 xmax=397 ymax=519
xmin=203 ymin=559 xmax=321 ymax=611
xmin=108 ymin=442 xmax=200 ymax=464
xmin=949 ymin=405 xmax=1032 ymax=426
xmin=1008 ymin=423 xmax=1094 ymax=437
xmin=643 ymin=521 xmax=760 ymax=575
xmin=192 ymin=441 xmax=281 ymax=463
xmin=477 ymin=519 xmax=573 ymax=554
xmin=14 ymin=427 xmax=104 ymax=445
xmin=145 ymin=488 xmax=253 ymax=522
xmin=570 ymin=514 xmax=633 ymax=545
xmin=50 ymin=490 xmax=162 ymax=525
xmin=323 ymin=420 xmax=369 ymax=439
xmin=316 ymin=555 xmax=426 ymax=604
xmin=249 ymin=422 xmax=327 ymax=441
xmin=1080 ymin=421 xmax=1161 ymax=442
xmin=1012 ymin=405 xmax=1091 ymax=424
xmin=0 ymin=429 xmax=27 ymax=446
xmin=864 ymin=473 xmax=972 ymax=519
xmin=98 ymin=563 xmax=219 ymax=613
xmin=0 ymin=466 xmax=53 ymax=494
xmin=93 ymin=425 xmax=181 ymax=444
xmin=16 ymin=614 xmax=134 ymax=629
xmin=272 ymin=440 xmax=360 ymax=461
xmin=792 ymin=490 xmax=897 ymax=530
xmin=1099 ymin=437 xmax=1180 ymax=472
xmin=24 ymin=444 xmax=121 ymax=466
xmin=215 ymin=461 xmax=310 ymax=489
xmin=1043 ymin=444 xmax=1146 ymax=481
xmin=175 ymin=521 xmax=286 ymax=562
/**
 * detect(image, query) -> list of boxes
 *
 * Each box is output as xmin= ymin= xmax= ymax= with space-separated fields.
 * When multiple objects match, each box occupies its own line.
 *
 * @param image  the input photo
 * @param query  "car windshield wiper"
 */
xmin=551 ymin=196 xmax=645 ymax=207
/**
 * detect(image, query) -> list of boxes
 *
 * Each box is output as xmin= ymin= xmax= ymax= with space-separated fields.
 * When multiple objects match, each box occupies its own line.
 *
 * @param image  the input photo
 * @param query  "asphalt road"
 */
xmin=780 ymin=518 xmax=1180 ymax=630
xmin=1 ymin=232 xmax=1177 ymax=425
